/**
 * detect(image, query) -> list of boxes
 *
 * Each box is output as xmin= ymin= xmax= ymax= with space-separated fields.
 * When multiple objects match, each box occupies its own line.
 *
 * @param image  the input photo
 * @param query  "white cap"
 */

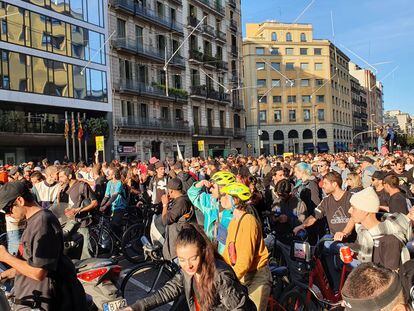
xmin=349 ymin=187 xmax=380 ymax=213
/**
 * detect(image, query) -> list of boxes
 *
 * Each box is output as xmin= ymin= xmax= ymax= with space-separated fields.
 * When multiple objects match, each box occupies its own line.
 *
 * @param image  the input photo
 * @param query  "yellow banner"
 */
xmin=198 ymin=140 xmax=205 ymax=152
xmin=95 ymin=136 xmax=104 ymax=151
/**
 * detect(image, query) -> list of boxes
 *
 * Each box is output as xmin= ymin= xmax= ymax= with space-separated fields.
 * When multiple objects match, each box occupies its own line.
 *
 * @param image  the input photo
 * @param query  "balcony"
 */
xmin=202 ymin=24 xmax=216 ymax=37
xmin=360 ymin=112 xmax=368 ymax=119
xmin=229 ymin=0 xmax=236 ymax=8
xmin=189 ymin=49 xmax=203 ymax=62
xmin=203 ymin=53 xmax=216 ymax=68
xmin=233 ymin=100 xmax=244 ymax=110
xmin=191 ymin=126 xmax=233 ymax=137
xmin=230 ymin=19 xmax=238 ymax=32
xmin=112 ymin=0 xmax=183 ymax=34
xmin=187 ymin=16 xmax=201 ymax=29
xmin=190 ymin=85 xmax=207 ymax=97
xmin=230 ymin=74 xmax=238 ymax=84
xmin=191 ymin=85 xmax=230 ymax=103
xmin=113 ymin=39 xmax=184 ymax=68
xmin=116 ymin=117 xmax=190 ymax=133
xmin=0 ymin=117 xmax=64 ymax=135
xmin=353 ymin=111 xmax=361 ymax=118
xmin=216 ymin=60 xmax=228 ymax=70
xmin=118 ymin=80 xmax=188 ymax=102
xmin=216 ymin=30 xmax=226 ymax=42
xmin=233 ymin=128 xmax=246 ymax=138
xmin=192 ymin=0 xmax=225 ymax=16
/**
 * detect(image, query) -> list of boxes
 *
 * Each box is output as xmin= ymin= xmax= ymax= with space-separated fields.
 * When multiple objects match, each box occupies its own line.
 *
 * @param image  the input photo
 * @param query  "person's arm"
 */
xmin=187 ymin=180 xmax=214 ymax=213
xmin=128 ymin=272 xmax=184 ymax=311
xmin=161 ymin=195 xmax=169 ymax=225
xmin=334 ymin=219 xmax=356 ymax=241
xmin=293 ymin=215 xmax=317 ymax=234
xmin=0 ymin=247 xmax=47 ymax=281
xmin=0 ymin=267 xmax=16 ymax=280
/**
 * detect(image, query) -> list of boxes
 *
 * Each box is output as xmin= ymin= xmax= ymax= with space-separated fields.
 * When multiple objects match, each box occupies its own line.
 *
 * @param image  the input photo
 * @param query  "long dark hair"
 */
xmin=176 ymin=224 xmax=218 ymax=309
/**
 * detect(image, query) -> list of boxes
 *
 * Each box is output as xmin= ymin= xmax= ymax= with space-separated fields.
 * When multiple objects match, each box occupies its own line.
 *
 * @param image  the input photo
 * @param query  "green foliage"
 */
xmin=86 ymin=117 xmax=109 ymax=138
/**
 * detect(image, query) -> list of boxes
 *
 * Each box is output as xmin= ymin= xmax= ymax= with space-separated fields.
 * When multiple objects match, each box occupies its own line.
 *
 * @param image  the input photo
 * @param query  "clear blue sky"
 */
xmin=241 ymin=0 xmax=414 ymax=114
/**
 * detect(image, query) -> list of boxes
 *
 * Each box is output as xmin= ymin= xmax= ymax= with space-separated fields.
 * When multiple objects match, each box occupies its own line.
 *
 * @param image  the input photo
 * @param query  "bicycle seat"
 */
xmin=73 ymin=258 xmax=117 ymax=272
xmin=269 ymin=263 xmax=289 ymax=277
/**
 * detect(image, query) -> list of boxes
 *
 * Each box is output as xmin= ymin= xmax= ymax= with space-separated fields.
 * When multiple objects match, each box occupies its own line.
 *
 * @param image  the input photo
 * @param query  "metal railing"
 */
xmin=230 ymin=19 xmax=238 ymax=31
xmin=116 ymin=117 xmax=190 ymax=132
xmin=113 ymin=0 xmax=183 ymax=32
xmin=229 ymin=0 xmax=236 ymax=7
xmin=233 ymin=128 xmax=246 ymax=138
xmin=191 ymin=85 xmax=230 ymax=103
xmin=189 ymin=49 xmax=204 ymax=62
xmin=193 ymin=0 xmax=225 ymax=15
xmin=216 ymin=30 xmax=226 ymax=41
xmin=191 ymin=126 xmax=233 ymax=137
xmin=203 ymin=24 xmax=215 ymax=36
xmin=118 ymin=80 xmax=188 ymax=100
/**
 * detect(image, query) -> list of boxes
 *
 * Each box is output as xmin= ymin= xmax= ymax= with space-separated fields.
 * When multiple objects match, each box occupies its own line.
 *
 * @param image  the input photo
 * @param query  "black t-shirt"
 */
xmin=372 ymin=235 xmax=402 ymax=270
xmin=388 ymin=192 xmax=408 ymax=214
xmin=94 ymin=176 xmax=107 ymax=203
xmin=14 ymin=209 xmax=62 ymax=310
xmin=376 ymin=189 xmax=390 ymax=207
xmin=165 ymin=195 xmax=192 ymax=225
xmin=315 ymin=191 xmax=352 ymax=234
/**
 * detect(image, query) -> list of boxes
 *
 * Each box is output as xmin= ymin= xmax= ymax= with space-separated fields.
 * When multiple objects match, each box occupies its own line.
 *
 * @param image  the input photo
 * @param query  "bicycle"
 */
xmin=120 ymin=237 xmax=188 ymax=311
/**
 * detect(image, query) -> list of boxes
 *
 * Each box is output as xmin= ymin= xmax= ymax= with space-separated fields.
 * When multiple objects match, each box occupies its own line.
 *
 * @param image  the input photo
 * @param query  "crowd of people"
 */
xmin=0 ymin=148 xmax=414 ymax=310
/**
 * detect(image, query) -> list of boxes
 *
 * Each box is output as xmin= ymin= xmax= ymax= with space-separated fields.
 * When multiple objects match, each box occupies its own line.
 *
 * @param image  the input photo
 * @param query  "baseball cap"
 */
xmin=149 ymin=157 xmax=159 ymax=165
xmin=155 ymin=161 xmax=165 ymax=169
xmin=8 ymin=167 xmax=22 ymax=176
xmin=359 ymin=156 xmax=374 ymax=164
xmin=167 ymin=178 xmax=183 ymax=191
xmin=372 ymin=171 xmax=386 ymax=180
xmin=0 ymin=182 xmax=32 ymax=213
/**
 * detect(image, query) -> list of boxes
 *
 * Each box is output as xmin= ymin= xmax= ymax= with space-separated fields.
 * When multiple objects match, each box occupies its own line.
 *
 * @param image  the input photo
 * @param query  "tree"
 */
xmin=85 ymin=117 xmax=109 ymax=138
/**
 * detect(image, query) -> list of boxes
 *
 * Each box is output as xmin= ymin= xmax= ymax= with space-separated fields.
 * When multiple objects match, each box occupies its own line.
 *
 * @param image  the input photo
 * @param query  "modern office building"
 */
xmin=110 ymin=0 xmax=245 ymax=161
xmin=243 ymin=21 xmax=353 ymax=155
xmin=0 ymin=0 xmax=111 ymax=164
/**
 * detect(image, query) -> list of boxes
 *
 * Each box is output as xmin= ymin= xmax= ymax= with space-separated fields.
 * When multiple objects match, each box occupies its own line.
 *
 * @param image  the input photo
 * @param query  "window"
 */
xmin=314 ymin=48 xmax=322 ymax=55
xmin=161 ymin=106 xmax=169 ymax=120
xmin=271 ymin=62 xmax=280 ymax=71
xmin=286 ymin=32 xmax=292 ymax=42
xmin=301 ymin=79 xmax=310 ymax=87
xmin=300 ymin=63 xmax=309 ymax=70
xmin=256 ymin=47 xmax=265 ymax=55
xmin=300 ymin=33 xmax=306 ymax=42
xmin=257 ymin=79 xmax=266 ymax=87
xmin=256 ymin=62 xmax=265 ymax=70
xmin=316 ymin=79 xmax=324 ymax=86
xmin=286 ymin=62 xmax=294 ymax=70
xmin=175 ymin=109 xmax=182 ymax=120
xmin=274 ymin=110 xmax=281 ymax=122
xmin=258 ymin=95 xmax=267 ymax=103
xmin=273 ymin=95 xmax=281 ymax=103
xmin=259 ymin=110 xmax=267 ymax=122
xmin=303 ymin=109 xmax=311 ymax=121
xmin=317 ymin=95 xmax=325 ymax=103
xmin=271 ymin=32 xmax=277 ymax=41
xmin=318 ymin=109 xmax=325 ymax=121
xmin=286 ymin=48 xmax=293 ymax=55
xmin=117 ymin=19 xmax=126 ymax=38
xmin=300 ymin=48 xmax=307 ymax=55
xmin=272 ymin=79 xmax=281 ymax=87
xmin=270 ymin=47 xmax=279 ymax=55
xmin=302 ymin=95 xmax=311 ymax=103
xmin=315 ymin=63 xmax=323 ymax=70
xmin=288 ymin=95 xmax=296 ymax=103
xmin=141 ymin=103 xmax=148 ymax=118
xmin=289 ymin=110 xmax=296 ymax=121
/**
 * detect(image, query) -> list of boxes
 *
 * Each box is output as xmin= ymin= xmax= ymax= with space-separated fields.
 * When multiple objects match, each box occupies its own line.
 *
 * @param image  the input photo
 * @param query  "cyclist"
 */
xmin=99 ymin=167 xmax=128 ymax=239
xmin=57 ymin=166 xmax=98 ymax=259
xmin=187 ymin=171 xmax=236 ymax=254
xmin=148 ymin=161 xmax=168 ymax=210
xmin=221 ymin=182 xmax=271 ymax=311
xmin=32 ymin=165 xmax=60 ymax=209
xmin=120 ymin=224 xmax=255 ymax=311
xmin=0 ymin=182 xmax=87 ymax=310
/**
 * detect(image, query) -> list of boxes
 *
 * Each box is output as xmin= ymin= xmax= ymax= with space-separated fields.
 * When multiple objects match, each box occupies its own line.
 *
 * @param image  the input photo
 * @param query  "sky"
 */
xmin=241 ymin=0 xmax=414 ymax=114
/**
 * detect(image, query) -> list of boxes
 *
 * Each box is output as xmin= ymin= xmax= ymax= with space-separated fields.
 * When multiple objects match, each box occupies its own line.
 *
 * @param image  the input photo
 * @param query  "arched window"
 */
xmin=317 ymin=129 xmax=327 ymax=139
xmin=288 ymin=129 xmax=299 ymax=138
xmin=260 ymin=130 xmax=269 ymax=141
xmin=300 ymin=33 xmax=306 ymax=42
xmin=271 ymin=32 xmax=277 ymax=41
xmin=286 ymin=32 xmax=292 ymax=42
xmin=273 ymin=130 xmax=284 ymax=141
xmin=303 ymin=129 xmax=313 ymax=139
xmin=333 ymin=129 xmax=337 ymax=139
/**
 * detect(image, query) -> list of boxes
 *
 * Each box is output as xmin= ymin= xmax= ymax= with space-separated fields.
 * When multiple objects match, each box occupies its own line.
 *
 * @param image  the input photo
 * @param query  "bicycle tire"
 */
xmin=89 ymin=226 xmax=114 ymax=257
xmin=121 ymin=262 xmax=175 ymax=307
xmin=279 ymin=287 xmax=313 ymax=311
xmin=121 ymin=223 xmax=146 ymax=263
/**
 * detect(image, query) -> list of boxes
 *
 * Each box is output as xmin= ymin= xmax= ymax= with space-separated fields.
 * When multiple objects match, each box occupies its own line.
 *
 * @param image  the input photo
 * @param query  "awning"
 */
xmin=318 ymin=142 xmax=329 ymax=152
xmin=303 ymin=143 xmax=315 ymax=151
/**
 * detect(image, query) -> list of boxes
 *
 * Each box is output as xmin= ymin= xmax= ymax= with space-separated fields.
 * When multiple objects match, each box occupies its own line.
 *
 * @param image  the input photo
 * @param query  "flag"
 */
xmin=78 ymin=116 xmax=83 ymax=140
xmin=176 ymin=140 xmax=183 ymax=161
xmin=64 ymin=117 xmax=69 ymax=139
xmin=71 ymin=114 xmax=75 ymax=139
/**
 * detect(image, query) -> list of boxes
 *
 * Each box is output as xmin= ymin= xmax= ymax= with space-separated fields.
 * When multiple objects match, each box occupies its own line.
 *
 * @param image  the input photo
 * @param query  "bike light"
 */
xmin=78 ymin=268 xmax=109 ymax=282
xmin=110 ymin=265 xmax=122 ymax=277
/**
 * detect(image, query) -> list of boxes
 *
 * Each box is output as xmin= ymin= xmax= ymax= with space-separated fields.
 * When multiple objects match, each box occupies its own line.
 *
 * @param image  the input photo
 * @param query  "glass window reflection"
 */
xmin=73 ymin=65 xmax=86 ymax=99
xmin=9 ymin=52 xmax=27 ymax=91
xmin=7 ymin=6 xmax=25 ymax=46
xmin=51 ymin=0 xmax=66 ymax=14
xmin=70 ymin=0 xmax=83 ymax=20
xmin=32 ymin=56 xmax=48 ymax=94
xmin=71 ymin=25 xmax=86 ymax=59
xmin=53 ymin=61 xmax=68 ymax=97
xmin=86 ymin=0 xmax=100 ymax=26
xmin=51 ymin=18 xmax=66 ymax=55
xmin=30 ymin=12 xmax=46 ymax=51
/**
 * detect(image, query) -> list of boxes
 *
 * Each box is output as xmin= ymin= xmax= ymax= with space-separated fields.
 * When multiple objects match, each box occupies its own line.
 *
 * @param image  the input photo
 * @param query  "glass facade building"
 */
xmin=0 ymin=0 xmax=110 ymax=164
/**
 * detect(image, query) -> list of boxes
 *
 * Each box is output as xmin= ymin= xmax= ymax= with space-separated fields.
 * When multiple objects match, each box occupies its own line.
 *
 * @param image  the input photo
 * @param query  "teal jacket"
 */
xmin=187 ymin=184 xmax=234 ymax=255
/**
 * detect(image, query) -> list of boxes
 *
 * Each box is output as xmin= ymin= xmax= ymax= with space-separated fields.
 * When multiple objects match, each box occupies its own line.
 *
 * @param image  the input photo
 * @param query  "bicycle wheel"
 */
xmin=121 ymin=223 xmax=145 ymax=263
xmin=121 ymin=262 xmax=175 ymax=308
xmin=279 ymin=287 xmax=309 ymax=311
xmin=89 ymin=226 xmax=114 ymax=257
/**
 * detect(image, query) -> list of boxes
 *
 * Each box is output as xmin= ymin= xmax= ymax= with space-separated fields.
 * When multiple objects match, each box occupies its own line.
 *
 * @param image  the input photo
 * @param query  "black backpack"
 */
xmin=399 ymin=259 xmax=414 ymax=308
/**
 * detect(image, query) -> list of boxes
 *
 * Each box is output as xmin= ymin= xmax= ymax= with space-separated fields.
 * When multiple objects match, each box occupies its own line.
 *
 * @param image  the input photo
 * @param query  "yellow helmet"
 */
xmin=210 ymin=171 xmax=236 ymax=187
xmin=220 ymin=182 xmax=252 ymax=201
